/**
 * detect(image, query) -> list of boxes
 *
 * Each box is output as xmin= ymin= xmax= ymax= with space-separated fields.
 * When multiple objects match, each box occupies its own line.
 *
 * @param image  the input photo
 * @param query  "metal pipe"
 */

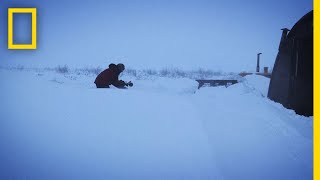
xmin=256 ymin=53 xmax=262 ymax=72
xmin=279 ymin=28 xmax=290 ymax=50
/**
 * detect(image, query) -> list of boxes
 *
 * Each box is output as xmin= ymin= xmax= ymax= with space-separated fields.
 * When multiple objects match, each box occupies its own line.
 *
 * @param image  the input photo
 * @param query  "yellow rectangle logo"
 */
xmin=8 ymin=8 xmax=37 ymax=50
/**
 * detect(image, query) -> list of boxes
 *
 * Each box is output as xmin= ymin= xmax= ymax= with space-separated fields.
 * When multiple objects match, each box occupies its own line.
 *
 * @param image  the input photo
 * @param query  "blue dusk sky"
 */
xmin=0 ymin=0 xmax=313 ymax=72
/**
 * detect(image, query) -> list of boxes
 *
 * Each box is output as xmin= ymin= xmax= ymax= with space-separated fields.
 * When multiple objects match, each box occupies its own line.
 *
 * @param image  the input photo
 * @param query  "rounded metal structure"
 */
xmin=268 ymin=11 xmax=313 ymax=116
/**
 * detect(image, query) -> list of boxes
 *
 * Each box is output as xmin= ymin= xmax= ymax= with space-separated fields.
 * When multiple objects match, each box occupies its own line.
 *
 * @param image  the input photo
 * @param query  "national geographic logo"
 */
xmin=8 ymin=8 xmax=37 ymax=50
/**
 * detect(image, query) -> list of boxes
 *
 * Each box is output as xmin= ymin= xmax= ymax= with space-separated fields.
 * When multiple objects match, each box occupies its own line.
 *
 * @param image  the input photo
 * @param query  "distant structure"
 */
xmin=256 ymin=53 xmax=262 ymax=72
xmin=268 ymin=11 xmax=313 ymax=116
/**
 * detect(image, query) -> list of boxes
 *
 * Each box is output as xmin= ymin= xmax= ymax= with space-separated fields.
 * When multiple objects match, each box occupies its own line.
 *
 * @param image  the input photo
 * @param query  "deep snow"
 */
xmin=0 ymin=68 xmax=313 ymax=179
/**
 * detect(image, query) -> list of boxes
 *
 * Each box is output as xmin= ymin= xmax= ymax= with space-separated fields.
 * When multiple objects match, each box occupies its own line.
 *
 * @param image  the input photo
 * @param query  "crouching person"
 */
xmin=94 ymin=63 xmax=133 ymax=88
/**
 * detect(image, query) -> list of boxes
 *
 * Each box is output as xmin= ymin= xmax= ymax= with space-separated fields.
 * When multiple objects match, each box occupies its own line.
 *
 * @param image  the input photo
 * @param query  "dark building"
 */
xmin=268 ymin=11 xmax=313 ymax=116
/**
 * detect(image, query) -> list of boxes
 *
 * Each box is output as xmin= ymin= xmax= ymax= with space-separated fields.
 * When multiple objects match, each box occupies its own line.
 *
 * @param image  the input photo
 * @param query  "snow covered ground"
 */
xmin=0 ymin=68 xmax=313 ymax=179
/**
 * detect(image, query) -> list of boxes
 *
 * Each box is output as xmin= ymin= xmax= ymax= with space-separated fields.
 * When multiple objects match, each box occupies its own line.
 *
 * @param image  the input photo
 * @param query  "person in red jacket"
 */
xmin=94 ymin=63 xmax=132 ymax=88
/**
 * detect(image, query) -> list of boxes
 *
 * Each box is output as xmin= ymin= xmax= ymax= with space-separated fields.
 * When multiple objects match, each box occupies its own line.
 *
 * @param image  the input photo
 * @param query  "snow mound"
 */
xmin=243 ymin=74 xmax=270 ymax=97
xmin=131 ymin=77 xmax=198 ymax=94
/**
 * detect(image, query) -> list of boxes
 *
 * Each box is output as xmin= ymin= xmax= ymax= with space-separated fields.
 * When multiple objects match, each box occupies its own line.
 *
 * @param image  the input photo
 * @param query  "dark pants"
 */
xmin=96 ymin=84 xmax=110 ymax=88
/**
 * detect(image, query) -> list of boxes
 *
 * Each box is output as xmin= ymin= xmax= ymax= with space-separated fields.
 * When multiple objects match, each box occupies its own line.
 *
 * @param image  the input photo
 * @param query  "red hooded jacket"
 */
xmin=94 ymin=64 xmax=125 ymax=88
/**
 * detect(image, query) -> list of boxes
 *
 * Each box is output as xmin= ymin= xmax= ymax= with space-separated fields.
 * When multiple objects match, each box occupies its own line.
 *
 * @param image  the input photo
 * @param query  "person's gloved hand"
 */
xmin=119 ymin=80 xmax=126 ymax=86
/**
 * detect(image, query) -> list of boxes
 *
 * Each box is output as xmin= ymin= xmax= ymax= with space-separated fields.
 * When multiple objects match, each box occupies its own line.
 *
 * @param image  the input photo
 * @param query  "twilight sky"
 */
xmin=0 ymin=0 xmax=313 ymax=72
